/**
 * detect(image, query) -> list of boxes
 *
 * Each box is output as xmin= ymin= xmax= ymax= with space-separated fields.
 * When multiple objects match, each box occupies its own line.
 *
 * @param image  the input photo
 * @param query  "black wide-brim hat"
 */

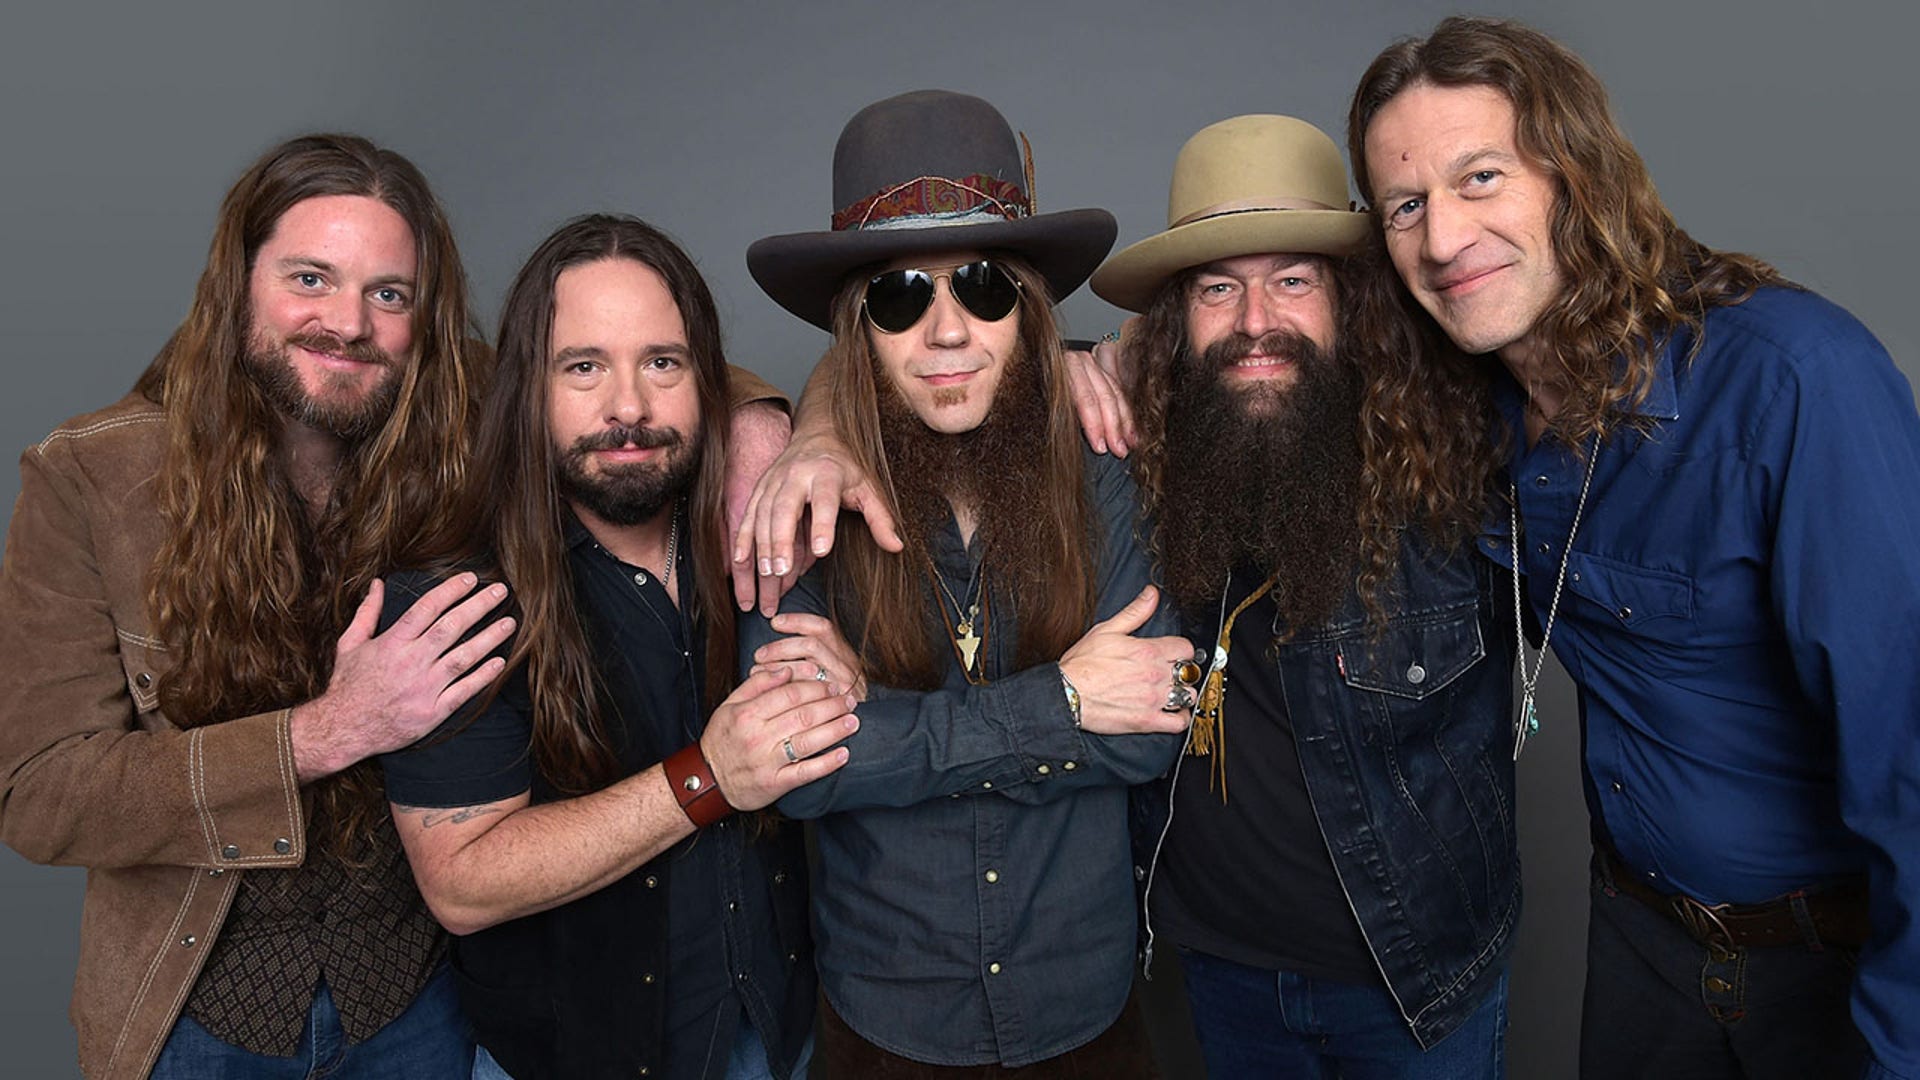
xmin=748 ymin=89 xmax=1117 ymax=330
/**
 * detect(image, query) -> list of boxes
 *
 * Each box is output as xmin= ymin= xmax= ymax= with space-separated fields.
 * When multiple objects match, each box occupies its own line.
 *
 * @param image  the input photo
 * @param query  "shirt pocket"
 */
xmin=1335 ymin=603 xmax=1486 ymax=702
xmin=1564 ymin=551 xmax=1695 ymax=643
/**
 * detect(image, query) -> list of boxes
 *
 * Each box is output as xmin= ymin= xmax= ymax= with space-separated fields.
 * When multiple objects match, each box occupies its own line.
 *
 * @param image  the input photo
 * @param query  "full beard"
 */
xmin=1161 ymin=328 xmax=1364 ymax=632
xmin=877 ymin=337 xmax=1057 ymax=614
xmin=244 ymin=327 xmax=401 ymax=442
xmin=556 ymin=422 xmax=701 ymax=526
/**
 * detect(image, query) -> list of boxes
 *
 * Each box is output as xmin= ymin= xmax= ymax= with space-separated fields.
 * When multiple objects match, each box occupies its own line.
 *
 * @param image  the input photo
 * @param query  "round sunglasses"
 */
xmin=861 ymin=260 xmax=1023 ymax=334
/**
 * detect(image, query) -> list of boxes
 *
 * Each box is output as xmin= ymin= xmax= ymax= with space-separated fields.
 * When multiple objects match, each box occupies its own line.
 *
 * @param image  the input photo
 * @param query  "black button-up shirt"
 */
xmin=743 ymin=451 xmax=1178 ymax=1066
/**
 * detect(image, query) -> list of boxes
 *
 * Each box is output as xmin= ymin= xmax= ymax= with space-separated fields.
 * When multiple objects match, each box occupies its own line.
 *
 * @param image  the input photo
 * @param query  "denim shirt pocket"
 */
xmin=1563 ymin=551 xmax=1694 ymax=640
xmin=1334 ymin=604 xmax=1486 ymax=702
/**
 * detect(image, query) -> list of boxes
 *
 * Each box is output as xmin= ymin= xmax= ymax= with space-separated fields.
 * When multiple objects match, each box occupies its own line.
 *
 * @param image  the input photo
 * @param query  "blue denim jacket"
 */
xmin=1136 ymin=532 xmax=1518 ymax=1048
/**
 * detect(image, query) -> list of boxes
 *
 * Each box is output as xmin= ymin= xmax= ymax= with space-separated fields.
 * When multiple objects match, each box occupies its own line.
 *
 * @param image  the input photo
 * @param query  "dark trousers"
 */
xmin=817 ymin=991 xmax=1159 ymax=1079
xmin=1579 ymin=856 xmax=1868 ymax=1079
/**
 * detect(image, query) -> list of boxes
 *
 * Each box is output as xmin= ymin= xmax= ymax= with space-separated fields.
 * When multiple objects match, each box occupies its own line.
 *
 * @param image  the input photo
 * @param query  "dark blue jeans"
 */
xmin=1177 ymin=948 xmax=1506 ymax=1079
xmin=1580 ymin=862 xmax=1868 ymax=1079
xmin=151 ymin=964 xmax=473 ymax=1080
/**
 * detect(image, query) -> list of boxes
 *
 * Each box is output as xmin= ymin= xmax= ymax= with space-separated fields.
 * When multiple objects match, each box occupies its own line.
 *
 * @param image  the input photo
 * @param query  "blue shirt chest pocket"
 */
xmin=1564 ymin=551 xmax=1695 ymax=641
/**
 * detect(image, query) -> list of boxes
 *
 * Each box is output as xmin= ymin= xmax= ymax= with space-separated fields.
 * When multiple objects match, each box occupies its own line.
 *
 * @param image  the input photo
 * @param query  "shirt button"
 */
xmin=1134 ymin=865 xmax=1147 ymax=881
xmin=727 ymin=901 xmax=738 ymax=912
xmin=1615 ymin=606 xmax=1633 ymax=620
xmin=736 ymin=972 xmax=748 ymax=982
xmin=981 ymin=781 xmax=993 ymax=790
xmin=1536 ymin=542 xmax=1551 ymax=556
xmin=1534 ymin=475 xmax=1550 ymax=487
xmin=1036 ymin=764 xmax=1051 ymax=776
xmin=1611 ymin=781 xmax=1624 ymax=794
xmin=642 ymin=972 xmax=655 ymax=985
xmin=1646 ymin=870 xmax=1659 ymax=881
xmin=773 ymin=871 xmax=788 ymax=885
xmin=221 ymin=844 xmax=240 ymax=859
xmin=984 ymin=870 xmax=999 ymax=884
xmin=644 ymin=875 xmax=658 ymax=888
xmin=988 ymin=962 xmax=1002 ymax=975
xmin=1405 ymin=664 xmax=1426 ymax=685
xmin=273 ymin=838 xmax=291 ymax=855
xmin=787 ymin=952 xmax=797 ymax=963
xmin=1063 ymin=761 xmax=1077 ymax=771
xmin=634 ymin=571 xmax=649 ymax=586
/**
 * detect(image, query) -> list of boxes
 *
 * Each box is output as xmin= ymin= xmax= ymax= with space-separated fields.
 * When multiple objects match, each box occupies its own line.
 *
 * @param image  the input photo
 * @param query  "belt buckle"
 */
xmin=1671 ymin=894 xmax=1738 ymax=958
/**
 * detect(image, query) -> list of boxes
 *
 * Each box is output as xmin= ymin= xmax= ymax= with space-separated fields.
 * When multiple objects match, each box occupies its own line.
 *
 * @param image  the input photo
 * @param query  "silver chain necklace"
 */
xmin=1509 ymin=436 xmax=1598 ymax=761
xmin=662 ymin=501 xmax=679 ymax=589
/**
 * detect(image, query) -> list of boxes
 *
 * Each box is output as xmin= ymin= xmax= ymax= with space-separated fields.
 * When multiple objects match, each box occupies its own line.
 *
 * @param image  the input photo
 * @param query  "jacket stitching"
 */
xmin=34 ymin=413 xmax=164 ymax=454
xmin=115 ymin=628 xmax=168 ymax=651
xmin=102 ymin=870 xmax=200 ymax=1078
xmin=188 ymin=729 xmax=218 ymax=861
xmin=276 ymin=709 xmax=298 ymax=851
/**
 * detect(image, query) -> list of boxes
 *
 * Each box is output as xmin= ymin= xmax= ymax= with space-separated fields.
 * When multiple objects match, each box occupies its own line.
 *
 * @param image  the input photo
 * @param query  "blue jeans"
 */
xmin=1178 ymin=948 xmax=1507 ymax=1079
xmin=471 ymin=1015 xmax=813 ymax=1080
xmin=152 ymin=964 xmax=472 ymax=1080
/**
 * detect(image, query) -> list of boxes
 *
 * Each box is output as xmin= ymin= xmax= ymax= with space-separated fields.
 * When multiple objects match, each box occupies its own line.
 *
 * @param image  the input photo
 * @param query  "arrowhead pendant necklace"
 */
xmin=1510 ymin=436 xmax=1598 ymax=761
xmin=931 ymin=559 xmax=990 ymax=685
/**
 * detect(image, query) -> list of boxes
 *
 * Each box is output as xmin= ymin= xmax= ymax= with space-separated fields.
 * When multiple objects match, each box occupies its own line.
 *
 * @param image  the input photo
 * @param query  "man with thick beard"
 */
xmin=377 ymin=214 xmax=851 ymax=1080
xmin=0 ymin=135 xmax=517 ymax=1079
xmin=738 ymin=90 xmax=1191 ymax=1076
xmin=1086 ymin=114 xmax=1517 ymax=1078
xmin=1350 ymin=17 xmax=1920 ymax=1078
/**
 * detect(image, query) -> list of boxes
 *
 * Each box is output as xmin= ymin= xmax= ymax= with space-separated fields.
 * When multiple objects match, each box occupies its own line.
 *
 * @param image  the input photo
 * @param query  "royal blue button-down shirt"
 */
xmin=1478 ymin=287 xmax=1920 ymax=1078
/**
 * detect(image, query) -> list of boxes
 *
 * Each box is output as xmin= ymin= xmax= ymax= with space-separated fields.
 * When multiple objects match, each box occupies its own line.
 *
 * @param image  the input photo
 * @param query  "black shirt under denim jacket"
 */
xmin=742 ymin=450 xmax=1181 ymax=1067
xmin=1134 ymin=530 xmax=1520 ymax=1049
xmin=379 ymin=513 xmax=813 ymax=1080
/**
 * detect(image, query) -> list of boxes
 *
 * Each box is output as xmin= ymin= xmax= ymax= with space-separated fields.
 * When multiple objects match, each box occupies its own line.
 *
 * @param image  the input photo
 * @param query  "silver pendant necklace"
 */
xmin=1510 ymin=436 xmax=1598 ymax=761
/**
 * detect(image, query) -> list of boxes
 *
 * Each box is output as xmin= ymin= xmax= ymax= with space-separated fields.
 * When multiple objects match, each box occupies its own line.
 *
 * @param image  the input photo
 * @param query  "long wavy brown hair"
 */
xmin=1347 ymin=15 xmax=1787 ymax=458
xmin=133 ymin=134 xmax=481 ymax=859
xmin=819 ymin=255 xmax=1095 ymax=689
xmin=419 ymin=214 xmax=737 ymax=795
xmin=1123 ymin=255 xmax=1479 ymax=622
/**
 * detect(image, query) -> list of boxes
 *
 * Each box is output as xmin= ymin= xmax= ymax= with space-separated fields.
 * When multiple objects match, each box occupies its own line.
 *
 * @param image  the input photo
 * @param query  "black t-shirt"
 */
xmin=1154 ymin=566 xmax=1379 ymax=985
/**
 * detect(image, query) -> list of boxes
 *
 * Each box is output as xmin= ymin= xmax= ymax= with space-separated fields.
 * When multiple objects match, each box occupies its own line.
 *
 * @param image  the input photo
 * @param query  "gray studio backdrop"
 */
xmin=2 ymin=1 xmax=1913 ymax=1076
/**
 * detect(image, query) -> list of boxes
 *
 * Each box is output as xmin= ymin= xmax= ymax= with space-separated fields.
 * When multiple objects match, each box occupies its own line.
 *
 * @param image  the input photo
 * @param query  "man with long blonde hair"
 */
xmin=0 ymin=134 xmax=514 ymax=1078
xmin=1351 ymin=16 xmax=1920 ymax=1079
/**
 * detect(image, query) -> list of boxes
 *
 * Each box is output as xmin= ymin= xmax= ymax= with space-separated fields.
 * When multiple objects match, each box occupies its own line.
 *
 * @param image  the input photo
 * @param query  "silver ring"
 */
xmin=781 ymin=737 xmax=799 ymax=765
xmin=1171 ymin=658 xmax=1202 ymax=687
xmin=1162 ymin=684 xmax=1196 ymax=714
xmin=813 ymin=666 xmax=830 ymax=683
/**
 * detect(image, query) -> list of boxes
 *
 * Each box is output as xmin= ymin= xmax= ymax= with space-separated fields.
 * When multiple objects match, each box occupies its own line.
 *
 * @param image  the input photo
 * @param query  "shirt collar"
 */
xmin=1487 ymin=338 xmax=1682 ymax=426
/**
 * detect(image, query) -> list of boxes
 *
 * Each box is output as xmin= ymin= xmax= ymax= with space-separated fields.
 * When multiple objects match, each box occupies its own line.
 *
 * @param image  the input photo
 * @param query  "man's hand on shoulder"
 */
xmin=290 ymin=574 xmax=514 ymax=782
xmin=730 ymin=427 xmax=903 ymax=615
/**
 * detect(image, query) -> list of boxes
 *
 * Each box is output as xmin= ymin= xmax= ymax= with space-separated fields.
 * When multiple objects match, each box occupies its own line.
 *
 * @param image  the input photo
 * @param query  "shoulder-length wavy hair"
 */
xmin=1347 ymin=15 xmax=1786 ymax=453
xmin=818 ymin=255 xmax=1095 ymax=689
xmin=443 ymin=214 xmax=737 ymax=795
xmin=135 ymin=133 xmax=480 ymax=858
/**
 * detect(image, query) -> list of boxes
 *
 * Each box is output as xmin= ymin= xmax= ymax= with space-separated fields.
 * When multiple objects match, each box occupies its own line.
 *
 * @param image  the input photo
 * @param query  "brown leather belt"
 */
xmin=1598 ymin=845 xmax=1869 ymax=954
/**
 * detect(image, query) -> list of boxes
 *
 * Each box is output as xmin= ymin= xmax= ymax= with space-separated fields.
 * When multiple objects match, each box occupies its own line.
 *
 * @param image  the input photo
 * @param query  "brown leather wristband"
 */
xmin=663 ymin=743 xmax=735 ymax=829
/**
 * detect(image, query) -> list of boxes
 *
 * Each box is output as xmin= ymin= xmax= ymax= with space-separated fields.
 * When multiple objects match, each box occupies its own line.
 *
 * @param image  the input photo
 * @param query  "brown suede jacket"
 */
xmin=0 ymin=371 xmax=784 ymax=1078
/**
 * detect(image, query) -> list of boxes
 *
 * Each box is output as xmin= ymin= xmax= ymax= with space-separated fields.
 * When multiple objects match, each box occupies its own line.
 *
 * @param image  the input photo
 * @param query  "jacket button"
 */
xmin=179 ymin=936 xmax=196 ymax=947
xmin=773 ymin=871 xmax=788 ymax=885
xmin=1036 ymin=764 xmax=1050 ymax=775
xmin=642 ymin=972 xmax=655 ymax=985
xmin=221 ymin=844 xmax=240 ymax=859
xmin=1134 ymin=865 xmax=1146 ymax=881
xmin=135 ymin=672 xmax=153 ymax=689
xmin=207 ymin=868 xmax=223 ymax=877
xmin=984 ymin=870 xmax=999 ymax=884
xmin=1405 ymin=664 xmax=1427 ymax=685
xmin=988 ymin=962 xmax=1002 ymax=975
xmin=273 ymin=838 xmax=291 ymax=855
xmin=1063 ymin=761 xmax=1077 ymax=771
xmin=644 ymin=875 xmax=659 ymax=889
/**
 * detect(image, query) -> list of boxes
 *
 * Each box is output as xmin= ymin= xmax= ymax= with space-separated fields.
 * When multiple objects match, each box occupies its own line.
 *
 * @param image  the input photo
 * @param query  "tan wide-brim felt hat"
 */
xmin=1090 ymin=114 xmax=1372 ymax=313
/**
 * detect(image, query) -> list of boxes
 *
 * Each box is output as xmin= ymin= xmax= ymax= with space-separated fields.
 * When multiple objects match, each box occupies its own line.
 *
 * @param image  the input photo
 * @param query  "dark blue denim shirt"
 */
xmin=1481 ymin=287 xmax=1920 ymax=1080
xmin=1135 ymin=531 xmax=1518 ymax=1049
xmin=741 ymin=450 xmax=1180 ymax=1067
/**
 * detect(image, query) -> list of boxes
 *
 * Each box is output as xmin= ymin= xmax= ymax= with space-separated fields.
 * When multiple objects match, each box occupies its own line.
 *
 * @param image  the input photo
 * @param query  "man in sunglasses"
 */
xmin=739 ymin=89 xmax=1192 ymax=1076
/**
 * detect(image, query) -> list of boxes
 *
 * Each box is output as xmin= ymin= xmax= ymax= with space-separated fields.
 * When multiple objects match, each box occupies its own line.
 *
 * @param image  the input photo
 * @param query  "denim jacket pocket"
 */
xmin=1334 ymin=604 xmax=1486 ymax=702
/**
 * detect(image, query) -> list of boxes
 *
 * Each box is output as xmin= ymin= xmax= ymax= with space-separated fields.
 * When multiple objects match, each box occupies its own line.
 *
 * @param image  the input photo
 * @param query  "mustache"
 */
xmin=568 ymin=423 xmax=683 ymax=454
xmin=286 ymin=331 xmax=391 ymax=367
xmin=1195 ymin=329 xmax=1325 ymax=371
